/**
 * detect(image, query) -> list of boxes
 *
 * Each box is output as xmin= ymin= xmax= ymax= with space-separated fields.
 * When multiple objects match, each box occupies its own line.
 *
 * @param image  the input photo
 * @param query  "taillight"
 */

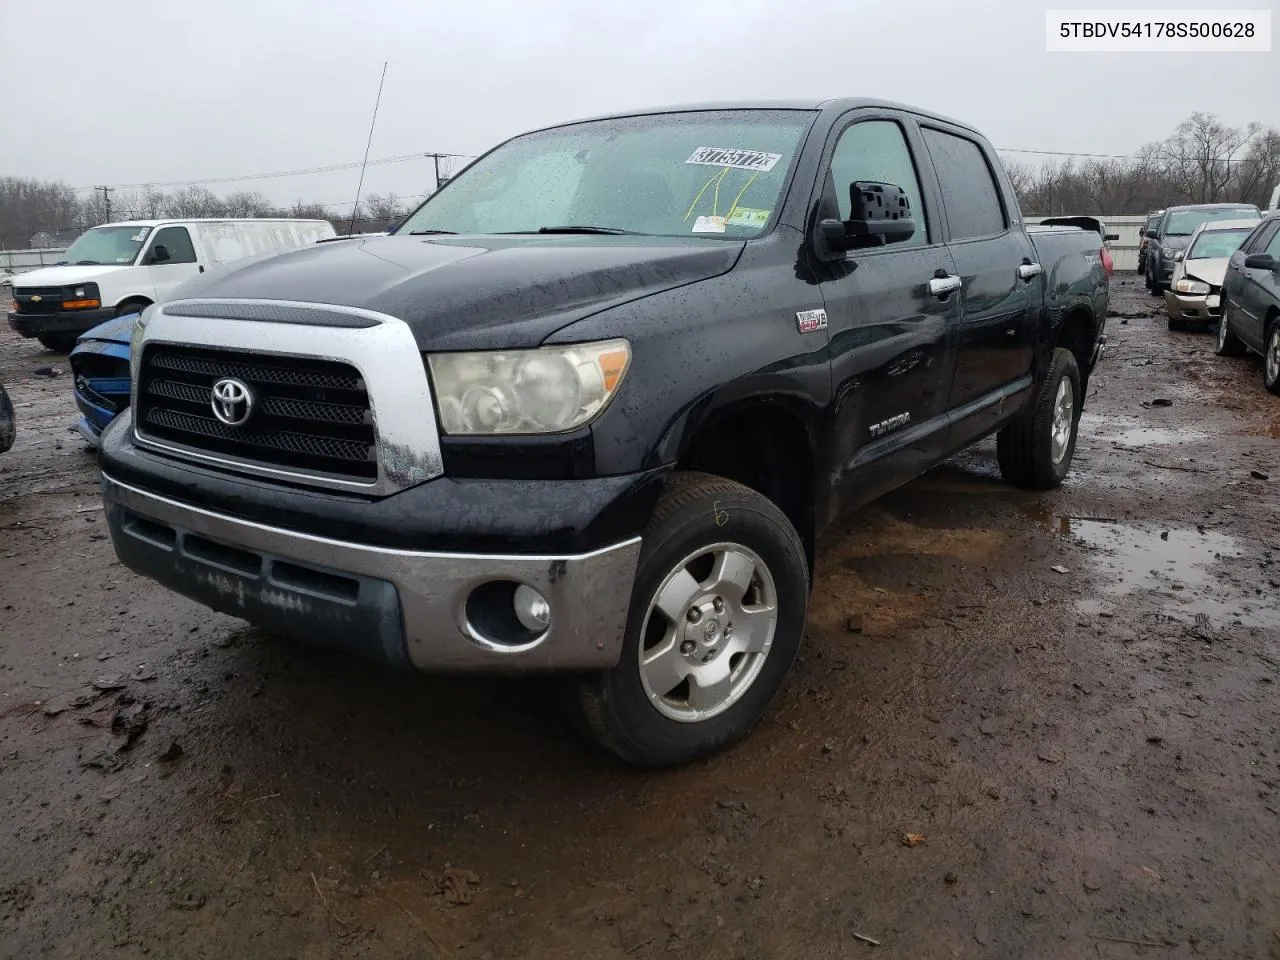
xmin=1100 ymin=245 xmax=1114 ymax=278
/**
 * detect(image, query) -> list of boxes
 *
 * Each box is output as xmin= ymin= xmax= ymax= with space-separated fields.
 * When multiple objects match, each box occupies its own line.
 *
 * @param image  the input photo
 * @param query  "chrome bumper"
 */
xmin=102 ymin=473 xmax=642 ymax=672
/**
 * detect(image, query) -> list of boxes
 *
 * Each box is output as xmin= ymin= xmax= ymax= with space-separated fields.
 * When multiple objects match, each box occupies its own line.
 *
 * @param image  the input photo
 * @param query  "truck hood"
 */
xmin=13 ymin=264 xmax=132 ymax=287
xmin=167 ymin=234 xmax=745 ymax=351
xmin=1182 ymin=258 xmax=1228 ymax=288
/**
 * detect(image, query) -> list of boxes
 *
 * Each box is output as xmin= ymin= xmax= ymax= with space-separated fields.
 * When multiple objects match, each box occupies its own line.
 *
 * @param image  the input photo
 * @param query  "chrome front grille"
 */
xmin=137 ymin=345 xmax=377 ymax=481
xmin=131 ymin=299 xmax=444 ymax=494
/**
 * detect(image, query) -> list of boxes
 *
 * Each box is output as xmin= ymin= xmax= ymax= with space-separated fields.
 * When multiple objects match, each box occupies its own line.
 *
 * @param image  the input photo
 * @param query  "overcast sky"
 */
xmin=5 ymin=0 xmax=1276 ymax=212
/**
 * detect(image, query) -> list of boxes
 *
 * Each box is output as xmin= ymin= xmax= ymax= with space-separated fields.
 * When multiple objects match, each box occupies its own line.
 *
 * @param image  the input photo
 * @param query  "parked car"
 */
xmin=1218 ymin=212 xmax=1280 ymax=393
xmin=1164 ymin=219 xmax=1259 ymax=330
xmin=1145 ymin=203 xmax=1261 ymax=294
xmin=0 ymin=382 xmax=14 ymax=455
xmin=8 ymin=218 xmax=337 ymax=352
xmin=64 ymin=220 xmax=339 ymax=446
xmin=97 ymin=99 xmax=1110 ymax=765
xmin=1038 ymin=216 xmax=1116 ymax=279
xmin=1137 ymin=209 xmax=1164 ymax=275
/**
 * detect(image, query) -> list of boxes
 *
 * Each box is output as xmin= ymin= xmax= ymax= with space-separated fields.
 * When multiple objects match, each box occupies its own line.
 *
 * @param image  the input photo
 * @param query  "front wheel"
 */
xmin=572 ymin=472 xmax=809 ymax=766
xmin=1265 ymin=321 xmax=1280 ymax=396
xmin=1215 ymin=302 xmax=1246 ymax=357
xmin=996 ymin=347 xmax=1082 ymax=490
xmin=36 ymin=333 xmax=77 ymax=353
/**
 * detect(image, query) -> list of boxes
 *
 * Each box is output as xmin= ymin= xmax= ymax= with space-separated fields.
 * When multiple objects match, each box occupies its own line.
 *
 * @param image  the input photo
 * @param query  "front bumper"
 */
xmin=7 ymin=306 xmax=114 ymax=338
xmin=1164 ymin=290 xmax=1222 ymax=323
xmin=102 ymin=471 xmax=643 ymax=673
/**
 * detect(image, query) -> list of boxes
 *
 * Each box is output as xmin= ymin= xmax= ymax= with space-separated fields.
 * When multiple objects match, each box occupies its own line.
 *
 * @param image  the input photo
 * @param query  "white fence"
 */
xmin=0 ymin=248 xmax=70 ymax=277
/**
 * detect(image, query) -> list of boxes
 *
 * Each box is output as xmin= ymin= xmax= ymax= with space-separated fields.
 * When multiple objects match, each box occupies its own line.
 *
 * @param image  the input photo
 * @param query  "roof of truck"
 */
xmin=549 ymin=99 xmax=983 ymax=137
xmin=1162 ymin=203 xmax=1260 ymax=213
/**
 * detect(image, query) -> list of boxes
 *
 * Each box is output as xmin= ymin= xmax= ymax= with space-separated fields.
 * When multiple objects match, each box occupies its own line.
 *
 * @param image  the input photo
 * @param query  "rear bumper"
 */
xmin=7 ymin=307 xmax=114 ymax=338
xmin=101 ymin=471 xmax=643 ymax=673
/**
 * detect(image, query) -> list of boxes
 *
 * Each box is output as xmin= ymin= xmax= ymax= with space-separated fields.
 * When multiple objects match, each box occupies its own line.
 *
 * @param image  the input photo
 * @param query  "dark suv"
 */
xmin=1136 ymin=209 xmax=1163 ymax=275
xmin=1146 ymin=203 xmax=1260 ymax=294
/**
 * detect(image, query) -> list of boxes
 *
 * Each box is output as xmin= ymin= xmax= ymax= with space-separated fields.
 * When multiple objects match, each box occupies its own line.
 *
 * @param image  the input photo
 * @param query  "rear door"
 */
xmin=144 ymin=226 xmax=203 ymax=301
xmin=814 ymin=110 xmax=961 ymax=510
xmin=920 ymin=125 xmax=1037 ymax=447
xmin=1228 ymin=219 xmax=1280 ymax=350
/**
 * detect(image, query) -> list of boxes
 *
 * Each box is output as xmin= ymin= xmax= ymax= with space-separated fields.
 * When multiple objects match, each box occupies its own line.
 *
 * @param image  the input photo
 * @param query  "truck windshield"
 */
xmin=1187 ymin=228 xmax=1252 ymax=259
xmin=394 ymin=110 xmax=816 ymax=240
xmin=1164 ymin=208 xmax=1258 ymax=236
xmin=61 ymin=225 xmax=152 ymax=265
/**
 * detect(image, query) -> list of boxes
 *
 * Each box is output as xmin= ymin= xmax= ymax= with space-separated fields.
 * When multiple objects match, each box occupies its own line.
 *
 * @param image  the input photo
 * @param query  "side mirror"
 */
xmin=1244 ymin=253 xmax=1278 ymax=271
xmin=818 ymin=181 xmax=916 ymax=254
xmin=149 ymin=245 xmax=171 ymax=264
xmin=1172 ymin=251 xmax=1184 ymax=262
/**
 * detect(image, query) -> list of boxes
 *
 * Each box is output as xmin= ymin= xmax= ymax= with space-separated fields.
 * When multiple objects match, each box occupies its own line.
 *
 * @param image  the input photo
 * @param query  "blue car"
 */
xmin=69 ymin=313 xmax=137 ymax=447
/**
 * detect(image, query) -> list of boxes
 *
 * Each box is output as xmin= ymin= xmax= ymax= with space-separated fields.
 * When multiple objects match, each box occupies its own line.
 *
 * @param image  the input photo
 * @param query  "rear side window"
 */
xmin=921 ymin=128 xmax=1006 ymax=240
xmin=150 ymin=226 xmax=197 ymax=264
xmin=828 ymin=119 xmax=928 ymax=246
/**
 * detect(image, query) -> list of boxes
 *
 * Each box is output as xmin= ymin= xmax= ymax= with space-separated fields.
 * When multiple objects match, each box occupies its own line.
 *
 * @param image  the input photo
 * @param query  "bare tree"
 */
xmin=222 ymin=190 xmax=272 ymax=218
xmin=1157 ymin=113 xmax=1259 ymax=204
xmin=162 ymin=186 xmax=224 ymax=218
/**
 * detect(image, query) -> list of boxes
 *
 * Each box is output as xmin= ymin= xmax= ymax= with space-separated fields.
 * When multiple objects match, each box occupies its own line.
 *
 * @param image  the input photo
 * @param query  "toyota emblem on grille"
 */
xmin=211 ymin=378 xmax=254 ymax=427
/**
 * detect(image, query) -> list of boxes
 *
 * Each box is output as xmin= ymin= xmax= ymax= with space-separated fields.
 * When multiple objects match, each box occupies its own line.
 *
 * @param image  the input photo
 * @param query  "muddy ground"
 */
xmin=1 ymin=276 xmax=1277 ymax=960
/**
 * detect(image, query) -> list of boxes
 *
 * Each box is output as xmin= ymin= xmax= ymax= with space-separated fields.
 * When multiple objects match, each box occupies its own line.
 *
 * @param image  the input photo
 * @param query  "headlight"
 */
xmin=1161 ymin=246 xmax=1175 ymax=258
xmin=1173 ymin=278 xmax=1210 ymax=295
xmin=129 ymin=304 xmax=154 ymax=371
xmin=427 ymin=339 xmax=630 ymax=435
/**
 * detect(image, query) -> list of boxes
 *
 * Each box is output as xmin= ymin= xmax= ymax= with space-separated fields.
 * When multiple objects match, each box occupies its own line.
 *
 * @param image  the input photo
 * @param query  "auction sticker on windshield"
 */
xmin=727 ymin=207 xmax=770 ymax=228
xmin=686 ymin=147 xmax=783 ymax=172
xmin=692 ymin=215 xmax=727 ymax=234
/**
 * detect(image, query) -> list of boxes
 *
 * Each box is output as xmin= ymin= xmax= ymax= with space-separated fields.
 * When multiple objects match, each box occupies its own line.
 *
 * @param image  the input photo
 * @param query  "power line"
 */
xmin=73 ymin=151 xmax=473 ymax=192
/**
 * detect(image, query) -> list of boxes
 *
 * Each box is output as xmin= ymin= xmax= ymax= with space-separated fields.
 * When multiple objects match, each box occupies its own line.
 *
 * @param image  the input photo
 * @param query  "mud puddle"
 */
xmin=1020 ymin=504 xmax=1275 ymax=629
xmin=1085 ymin=413 xmax=1207 ymax=449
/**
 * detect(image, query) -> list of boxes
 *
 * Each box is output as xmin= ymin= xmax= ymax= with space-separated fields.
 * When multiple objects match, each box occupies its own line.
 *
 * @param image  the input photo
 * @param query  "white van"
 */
xmin=7 ymin=218 xmax=336 ymax=351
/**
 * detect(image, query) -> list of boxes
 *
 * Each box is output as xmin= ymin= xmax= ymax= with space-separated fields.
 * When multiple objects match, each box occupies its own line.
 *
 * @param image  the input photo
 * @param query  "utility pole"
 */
xmin=426 ymin=153 xmax=450 ymax=191
xmin=96 ymin=185 xmax=114 ymax=222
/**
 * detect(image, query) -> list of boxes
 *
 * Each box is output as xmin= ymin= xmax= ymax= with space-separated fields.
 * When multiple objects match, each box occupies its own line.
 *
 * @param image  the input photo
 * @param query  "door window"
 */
xmin=921 ymin=128 xmax=1007 ymax=240
xmin=828 ymin=119 xmax=929 ymax=247
xmin=149 ymin=227 xmax=197 ymax=264
xmin=1265 ymin=224 xmax=1280 ymax=258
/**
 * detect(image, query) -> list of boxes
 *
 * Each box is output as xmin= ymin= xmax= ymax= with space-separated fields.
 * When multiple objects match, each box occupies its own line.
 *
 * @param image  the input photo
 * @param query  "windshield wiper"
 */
xmin=534 ymin=225 xmax=641 ymax=235
xmin=407 ymin=229 xmax=457 ymax=235
xmin=74 ymin=260 xmax=101 ymax=265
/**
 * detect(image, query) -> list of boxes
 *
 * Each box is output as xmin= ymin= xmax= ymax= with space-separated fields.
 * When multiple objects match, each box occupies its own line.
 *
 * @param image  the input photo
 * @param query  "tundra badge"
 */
xmin=869 ymin=412 xmax=912 ymax=438
xmin=796 ymin=308 xmax=827 ymax=333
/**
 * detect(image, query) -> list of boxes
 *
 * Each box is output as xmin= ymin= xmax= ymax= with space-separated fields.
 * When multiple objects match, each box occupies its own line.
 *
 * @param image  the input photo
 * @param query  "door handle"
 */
xmin=1018 ymin=262 xmax=1042 ymax=280
xmin=928 ymin=275 xmax=962 ymax=298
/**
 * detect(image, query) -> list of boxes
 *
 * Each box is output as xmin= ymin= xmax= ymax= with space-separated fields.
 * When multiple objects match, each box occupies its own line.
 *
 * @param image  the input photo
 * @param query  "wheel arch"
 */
xmin=666 ymin=394 xmax=820 ymax=574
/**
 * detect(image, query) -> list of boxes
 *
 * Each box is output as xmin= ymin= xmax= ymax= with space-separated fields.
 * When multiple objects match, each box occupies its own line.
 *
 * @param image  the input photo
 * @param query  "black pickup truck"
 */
xmin=99 ymin=99 xmax=1109 ymax=765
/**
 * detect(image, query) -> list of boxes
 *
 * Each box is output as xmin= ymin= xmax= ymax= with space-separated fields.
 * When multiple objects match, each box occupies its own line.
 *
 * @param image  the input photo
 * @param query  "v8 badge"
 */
xmin=796 ymin=308 xmax=827 ymax=333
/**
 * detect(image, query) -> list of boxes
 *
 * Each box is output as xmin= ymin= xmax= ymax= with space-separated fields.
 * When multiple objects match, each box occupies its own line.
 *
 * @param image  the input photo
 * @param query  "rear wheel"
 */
xmin=1265 ymin=320 xmax=1280 ymax=396
xmin=1215 ymin=301 xmax=1246 ymax=357
xmin=36 ymin=333 xmax=77 ymax=353
xmin=571 ymin=472 xmax=809 ymax=766
xmin=997 ymin=347 xmax=1081 ymax=490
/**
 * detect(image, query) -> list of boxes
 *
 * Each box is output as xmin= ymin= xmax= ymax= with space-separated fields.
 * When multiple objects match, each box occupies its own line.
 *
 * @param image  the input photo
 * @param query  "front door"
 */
xmin=1228 ymin=219 xmax=1280 ymax=351
xmin=144 ymin=226 xmax=202 ymax=302
xmin=918 ymin=124 xmax=1037 ymax=447
xmin=814 ymin=112 xmax=961 ymax=514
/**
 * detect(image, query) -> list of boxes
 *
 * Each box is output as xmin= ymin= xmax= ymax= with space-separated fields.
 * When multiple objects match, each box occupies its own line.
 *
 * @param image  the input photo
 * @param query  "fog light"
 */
xmin=513 ymin=584 xmax=550 ymax=633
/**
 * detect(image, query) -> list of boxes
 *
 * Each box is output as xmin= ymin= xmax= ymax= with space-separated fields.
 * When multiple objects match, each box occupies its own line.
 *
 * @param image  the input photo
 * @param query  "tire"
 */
xmin=1144 ymin=266 xmax=1154 ymax=291
xmin=1265 ymin=319 xmax=1280 ymax=396
xmin=996 ymin=347 xmax=1082 ymax=491
xmin=0 ymin=383 xmax=14 ymax=454
xmin=1215 ymin=301 xmax=1246 ymax=357
xmin=1167 ymin=315 xmax=1186 ymax=332
xmin=36 ymin=333 xmax=77 ymax=353
xmin=115 ymin=300 xmax=150 ymax=319
xmin=571 ymin=472 xmax=809 ymax=766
